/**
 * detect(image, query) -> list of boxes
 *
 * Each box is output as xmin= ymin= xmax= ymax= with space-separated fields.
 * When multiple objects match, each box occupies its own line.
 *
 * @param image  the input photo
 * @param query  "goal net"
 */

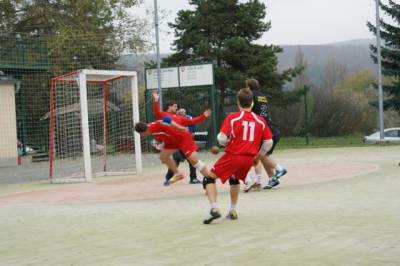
xmin=48 ymin=69 xmax=142 ymax=182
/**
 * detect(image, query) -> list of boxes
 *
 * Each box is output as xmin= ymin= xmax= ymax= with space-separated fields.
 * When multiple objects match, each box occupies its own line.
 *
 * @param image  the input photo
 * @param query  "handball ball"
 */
xmin=210 ymin=146 xmax=220 ymax=154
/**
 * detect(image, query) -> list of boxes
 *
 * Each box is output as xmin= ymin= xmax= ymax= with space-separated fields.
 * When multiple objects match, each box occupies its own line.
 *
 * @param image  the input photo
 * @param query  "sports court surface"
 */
xmin=0 ymin=146 xmax=399 ymax=265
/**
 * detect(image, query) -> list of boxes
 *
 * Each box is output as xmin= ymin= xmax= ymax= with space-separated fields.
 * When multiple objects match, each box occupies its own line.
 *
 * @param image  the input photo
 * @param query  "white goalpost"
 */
xmin=48 ymin=69 xmax=142 ymax=183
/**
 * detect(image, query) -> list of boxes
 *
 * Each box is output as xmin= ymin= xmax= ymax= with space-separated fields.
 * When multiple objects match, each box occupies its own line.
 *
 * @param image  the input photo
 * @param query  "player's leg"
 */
xmin=253 ymin=161 xmax=263 ymax=190
xmin=262 ymin=127 xmax=287 ymax=189
xmin=227 ymin=177 xmax=240 ymax=220
xmin=188 ymin=161 xmax=201 ymax=184
xmin=227 ymin=156 xmax=254 ymax=220
xmin=202 ymin=153 xmax=234 ymax=224
xmin=243 ymin=167 xmax=255 ymax=192
xmin=244 ymin=162 xmax=263 ymax=192
xmin=159 ymin=148 xmax=184 ymax=184
xmin=177 ymin=136 xmax=209 ymax=177
xmin=186 ymin=151 xmax=209 ymax=177
xmin=164 ymin=151 xmax=182 ymax=186
xmin=159 ymin=148 xmax=177 ymax=171
xmin=260 ymin=155 xmax=276 ymax=176
xmin=164 ymin=169 xmax=173 ymax=186
xmin=260 ymin=155 xmax=283 ymax=189
xmin=202 ymin=171 xmax=220 ymax=224
xmin=203 ymin=154 xmax=250 ymax=224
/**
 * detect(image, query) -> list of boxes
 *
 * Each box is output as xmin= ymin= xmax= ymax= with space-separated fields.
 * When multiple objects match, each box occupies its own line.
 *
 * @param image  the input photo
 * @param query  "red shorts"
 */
xmin=164 ymin=135 xmax=198 ymax=157
xmin=211 ymin=153 xmax=255 ymax=184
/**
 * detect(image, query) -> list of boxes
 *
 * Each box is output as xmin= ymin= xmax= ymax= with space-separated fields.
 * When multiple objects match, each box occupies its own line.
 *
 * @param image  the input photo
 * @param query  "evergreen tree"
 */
xmin=367 ymin=0 xmax=400 ymax=113
xmin=163 ymin=0 xmax=301 ymax=119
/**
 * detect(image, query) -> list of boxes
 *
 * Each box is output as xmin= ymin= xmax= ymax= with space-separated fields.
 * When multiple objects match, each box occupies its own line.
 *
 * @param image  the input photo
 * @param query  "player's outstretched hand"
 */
xmin=204 ymin=109 xmax=212 ymax=117
xmin=151 ymin=90 xmax=159 ymax=101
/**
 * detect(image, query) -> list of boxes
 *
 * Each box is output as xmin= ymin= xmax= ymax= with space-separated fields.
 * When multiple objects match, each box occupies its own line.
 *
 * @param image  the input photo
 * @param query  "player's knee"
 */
xmin=229 ymin=177 xmax=240 ymax=186
xmin=202 ymin=176 xmax=215 ymax=190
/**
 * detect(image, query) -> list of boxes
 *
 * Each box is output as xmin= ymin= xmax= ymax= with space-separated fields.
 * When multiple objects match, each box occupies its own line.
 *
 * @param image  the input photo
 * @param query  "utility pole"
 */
xmin=304 ymin=85 xmax=310 ymax=145
xmin=154 ymin=0 xmax=162 ymax=107
xmin=375 ymin=0 xmax=384 ymax=140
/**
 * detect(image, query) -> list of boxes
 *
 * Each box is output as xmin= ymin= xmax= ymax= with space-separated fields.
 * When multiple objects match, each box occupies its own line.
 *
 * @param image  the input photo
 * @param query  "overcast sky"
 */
xmin=132 ymin=0 xmax=385 ymax=53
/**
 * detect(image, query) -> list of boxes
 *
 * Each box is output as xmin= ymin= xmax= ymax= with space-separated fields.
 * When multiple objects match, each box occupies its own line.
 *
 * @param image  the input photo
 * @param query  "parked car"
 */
xmin=363 ymin=127 xmax=400 ymax=143
xmin=25 ymin=145 xmax=36 ymax=155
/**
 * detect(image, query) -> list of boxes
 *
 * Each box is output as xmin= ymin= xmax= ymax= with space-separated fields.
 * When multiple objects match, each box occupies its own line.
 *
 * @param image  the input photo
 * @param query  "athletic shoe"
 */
xmin=275 ymin=168 xmax=287 ymax=179
xmin=169 ymin=173 xmax=184 ymax=184
xmin=163 ymin=179 xmax=170 ymax=186
xmin=189 ymin=178 xmax=202 ymax=184
xmin=203 ymin=208 xmax=221 ymax=224
xmin=263 ymin=178 xmax=280 ymax=189
xmin=226 ymin=210 xmax=238 ymax=220
xmin=243 ymin=181 xmax=257 ymax=193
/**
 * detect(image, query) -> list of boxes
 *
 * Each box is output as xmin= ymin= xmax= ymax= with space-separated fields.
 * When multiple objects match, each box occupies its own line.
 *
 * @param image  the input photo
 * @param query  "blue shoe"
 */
xmin=263 ymin=178 xmax=280 ymax=189
xmin=189 ymin=178 xmax=202 ymax=184
xmin=163 ymin=179 xmax=170 ymax=186
xmin=275 ymin=168 xmax=287 ymax=179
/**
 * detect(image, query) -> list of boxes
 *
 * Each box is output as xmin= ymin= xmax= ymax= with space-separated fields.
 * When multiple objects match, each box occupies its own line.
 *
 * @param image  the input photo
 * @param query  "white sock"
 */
xmin=230 ymin=204 xmax=237 ymax=211
xmin=275 ymin=164 xmax=284 ymax=171
xmin=255 ymin=175 xmax=262 ymax=184
xmin=211 ymin=202 xmax=220 ymax=209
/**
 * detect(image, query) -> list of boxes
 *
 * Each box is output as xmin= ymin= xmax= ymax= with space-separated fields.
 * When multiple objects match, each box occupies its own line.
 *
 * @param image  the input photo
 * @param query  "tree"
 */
xmin=163 ymin=0 xmax=301 ymax=120
xmin=322 ymin=58 xmax=347 ymax=92
xmin=367 ymin=0 xmax=400 ymax=113
xmin=0 ymin=0 xmax=151 ymax=71
xmin=276 ymin=46 xmax=309 ymax=136
xmin=334 ymin=70 xmax=376 ymax=95
xmin=294 ymin=46 xmax=309 ymax=89
xmin=0 ymin=0 xmax=151 ymax=149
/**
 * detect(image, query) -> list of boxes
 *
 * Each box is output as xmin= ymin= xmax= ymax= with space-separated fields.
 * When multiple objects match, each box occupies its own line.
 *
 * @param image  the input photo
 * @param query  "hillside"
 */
xmin=277 ymin=39 xmax=376 ymax=87
xmin=119 ymin=39 xmax=377 ymax=88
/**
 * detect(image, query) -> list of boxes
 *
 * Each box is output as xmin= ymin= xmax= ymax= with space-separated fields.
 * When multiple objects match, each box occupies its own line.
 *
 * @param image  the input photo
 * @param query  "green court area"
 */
xmin=0 ymin=146 xmax=399 ymax=265
xmin=279 ymin=135 xmax=400 ymax=149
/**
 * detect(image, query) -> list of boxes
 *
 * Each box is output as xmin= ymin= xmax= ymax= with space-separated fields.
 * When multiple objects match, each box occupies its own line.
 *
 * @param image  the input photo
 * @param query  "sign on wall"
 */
xmin=145 ymin=64 xmax=213 ymax=89
xmin=145 ymin=67 xmax=179 ymax=89
xmin=179 ymin=64 xmax=213 ymax=87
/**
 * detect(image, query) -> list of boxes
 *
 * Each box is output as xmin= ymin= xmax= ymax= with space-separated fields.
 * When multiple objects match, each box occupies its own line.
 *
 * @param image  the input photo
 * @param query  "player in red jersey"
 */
xmin=202 ymin=88 xmax=273 ymax=224
xmin=150 ymin=90 xmax=211 ymax=184
xmin=152 ymin=90 xmax=211 ymax=126
xmin=134 ymin=118 xmax=210 ymax=184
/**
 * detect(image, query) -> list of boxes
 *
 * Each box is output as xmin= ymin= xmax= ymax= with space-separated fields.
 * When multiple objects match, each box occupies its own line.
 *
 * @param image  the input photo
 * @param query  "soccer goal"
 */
xmin=48 ymin=69 xmax=142 ymax=183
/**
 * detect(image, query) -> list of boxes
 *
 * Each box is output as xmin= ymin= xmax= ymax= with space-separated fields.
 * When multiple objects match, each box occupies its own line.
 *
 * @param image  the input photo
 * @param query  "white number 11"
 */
xmin=242 ymin=121 xmax=255 ymax=141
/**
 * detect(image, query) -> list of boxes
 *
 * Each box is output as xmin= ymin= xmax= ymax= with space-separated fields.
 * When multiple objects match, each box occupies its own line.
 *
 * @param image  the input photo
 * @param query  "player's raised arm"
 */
xmin=151 ymin=90 xmax=159 ymax=101
xmin=180 ymin=109 xmax=212 ymax=125
xmin=152 ymin=90 xmax=165 ymax=119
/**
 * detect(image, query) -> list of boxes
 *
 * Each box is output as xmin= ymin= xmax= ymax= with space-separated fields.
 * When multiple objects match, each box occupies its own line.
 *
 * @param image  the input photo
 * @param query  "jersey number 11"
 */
xmin=242 ymin=121 xmax=255 ymax=141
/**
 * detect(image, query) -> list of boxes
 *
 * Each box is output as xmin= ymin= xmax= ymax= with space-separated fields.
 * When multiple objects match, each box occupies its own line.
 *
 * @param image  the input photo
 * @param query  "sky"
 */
xmin=131 ymin=0 xmax=386 ymax=53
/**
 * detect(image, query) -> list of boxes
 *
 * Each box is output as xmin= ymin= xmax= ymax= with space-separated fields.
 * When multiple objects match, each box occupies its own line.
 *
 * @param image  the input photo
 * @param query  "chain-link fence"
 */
xmin=0 ymin=32 xmax=150 ymax=183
